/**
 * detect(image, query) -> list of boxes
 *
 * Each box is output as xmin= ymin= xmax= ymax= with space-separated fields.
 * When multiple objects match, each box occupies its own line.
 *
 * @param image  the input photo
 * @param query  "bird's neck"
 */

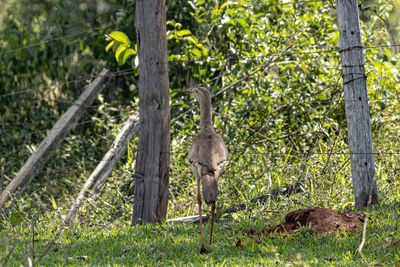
xmin=200 ymin=97 xmax=213 ymax=132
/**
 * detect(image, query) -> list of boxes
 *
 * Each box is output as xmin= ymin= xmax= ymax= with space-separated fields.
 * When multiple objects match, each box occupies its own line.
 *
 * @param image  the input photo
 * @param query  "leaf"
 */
xmin=195 ymin=0 xmax=206 ymax=7
xmin=166 ymin=20 xmax=176 ymax=27
xmin=120 ymin=48 xmax=135 ymax=65
xmin=51 ymin=195 xmax=57 ymax=209
xmin=220 ymin=1 xmax=232 ymax=10
xmin=237 ymin=18 xmax=250 ymax=34
xmin=184 ymin=36 xmax=198 ymax=45
xmin=198 ymin=44 xmax=208 ymax=56
xmin=190 ymin=48 xmax=202 ymax=58
xmin=105 ymin=40 xmax=114 ymax=52
xmin=232 ymin=213 xmax=239 ymax=220
xmin=115 ymin=45 xmax=128 ymax=65
xmin=176 ymin=29 xmax=191 ymax=37
xmin=108 ymin=31 xmax=131 ymax=47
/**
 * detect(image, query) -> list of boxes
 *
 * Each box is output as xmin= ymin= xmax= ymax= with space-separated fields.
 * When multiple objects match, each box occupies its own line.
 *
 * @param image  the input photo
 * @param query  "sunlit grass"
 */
xmin=1 ymin=199 xmax=399 ymax=266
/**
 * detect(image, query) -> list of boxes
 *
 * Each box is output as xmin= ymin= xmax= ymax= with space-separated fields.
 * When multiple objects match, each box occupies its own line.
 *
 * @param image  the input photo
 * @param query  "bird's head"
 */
xmin=186 ymin=87 xmax=210 ymax=104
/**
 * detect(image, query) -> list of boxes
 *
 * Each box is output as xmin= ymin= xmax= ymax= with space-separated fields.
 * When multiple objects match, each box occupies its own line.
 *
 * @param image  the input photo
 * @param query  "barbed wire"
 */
xmin=1 ymin=9 xmax=398 ymax=59
xmin=0 ymin=69 xmax=133 ymax=98
xmin=3 ymin=110 xmax=132 ymax=141
xmin=1 ymin=1 xmax=399 ymax=160
xmin=253 ymin=0 xmax=327 ymax=7
xmin=0 ymin=25 xmax=109 ymax=56
xmin=241 ymin=151 xmax=400 ymax=156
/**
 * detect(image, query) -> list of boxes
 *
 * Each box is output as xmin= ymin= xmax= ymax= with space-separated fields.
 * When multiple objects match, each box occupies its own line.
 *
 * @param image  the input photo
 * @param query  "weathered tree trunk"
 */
xmin=336 ymin=0 xmax=378 ymax=207
xmin=132 ymin=0 xmax=170 ymax=225
xmin=0 ymin=69 xmax=110 ymax=215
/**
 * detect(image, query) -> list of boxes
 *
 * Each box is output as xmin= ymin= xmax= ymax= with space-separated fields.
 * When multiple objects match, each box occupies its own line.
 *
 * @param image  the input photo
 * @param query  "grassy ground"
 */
xmin=1 ymin=130 xmax=399 ymax=266
xmin=1 ymin=200 xmax=399 ymax=266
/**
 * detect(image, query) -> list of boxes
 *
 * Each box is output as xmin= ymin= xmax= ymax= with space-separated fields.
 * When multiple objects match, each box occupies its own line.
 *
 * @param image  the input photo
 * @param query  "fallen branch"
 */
xmin=64 ymin=115 xmax=139 ymax=225
xmin=0 ymin=68 xmax=111 ymax=216
xmin=168 ymin=181 xmax=303 ymax=224
xmin=29 ymin=115 xmax=139 ymax=266
xmin=357 ymin=172 xmax=377 ymax=267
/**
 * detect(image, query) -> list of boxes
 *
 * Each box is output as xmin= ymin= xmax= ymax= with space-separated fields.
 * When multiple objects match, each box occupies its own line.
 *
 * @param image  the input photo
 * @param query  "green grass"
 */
xmin=1 ymin=202 xmax=399 ymax=266
xmin=1 ymin=131 xmax=399 ymax=266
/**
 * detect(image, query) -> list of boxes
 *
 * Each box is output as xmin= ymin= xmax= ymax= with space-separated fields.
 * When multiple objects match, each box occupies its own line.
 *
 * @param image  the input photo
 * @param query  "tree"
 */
xmin=131 ymin=0 xmax=170 ymax=225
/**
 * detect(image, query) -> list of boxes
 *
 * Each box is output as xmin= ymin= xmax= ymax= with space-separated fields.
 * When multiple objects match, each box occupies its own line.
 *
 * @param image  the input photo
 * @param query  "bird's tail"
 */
xmin=202 ymin=173 xmax=218 ymax=205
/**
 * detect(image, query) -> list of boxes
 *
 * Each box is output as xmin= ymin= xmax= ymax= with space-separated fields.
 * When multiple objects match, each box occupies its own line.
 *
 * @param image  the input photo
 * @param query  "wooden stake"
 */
xmin=336 ymin=0 xmax=378 ymax=207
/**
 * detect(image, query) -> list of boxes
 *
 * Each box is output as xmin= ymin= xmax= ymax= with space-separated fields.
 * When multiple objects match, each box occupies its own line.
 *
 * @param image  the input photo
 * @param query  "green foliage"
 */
xmin=1 ymin=0 xmax=400 ymax=265
xmin=105 ymin=31 xmax=136 ymax=66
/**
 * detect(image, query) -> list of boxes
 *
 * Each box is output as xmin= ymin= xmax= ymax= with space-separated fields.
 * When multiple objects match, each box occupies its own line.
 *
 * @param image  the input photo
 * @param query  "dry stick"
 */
xmin=64 ymin=115 xmax=139 ymax=224
xmin=357 ymin=168 xmax=377 ymax=266
xmin=168 ymin=192 xmax=283 ymax=224
xmin=31 ymin=116 xmax=139 ymax=266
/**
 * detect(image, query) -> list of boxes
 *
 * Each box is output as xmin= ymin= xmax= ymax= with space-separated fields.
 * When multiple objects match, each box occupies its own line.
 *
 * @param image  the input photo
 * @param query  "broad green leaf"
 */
xmin=191 ymin=48 xmax=202 ymax=58
xmin=219 ymin=1 xmax=232 ymax=10
xmin=166 ymin=20 xmax=176 ymax=27
xmin=105 ymin=40 xmax=114 ymax=52
xmin=115 ymin=45 xmax=128 ymax=65
xmin=196 ymin=44 xmax=208 ymax=56
xmin=119 ymin=48 xmax=135 ymax=65
xmin=167 ymin=32 xmax=176 ymax=40
xmin=184 ymin=36 xmax=198 ymax=44
xmin=237 ymin=18 xmax=250 ymax=34
xmin=195 ymin=0 xmax=205 ymax=7
xmin=109 ymin=31 xmax=131 ymax=47
xmin=176 ymin=29 xmax=191 ymax=37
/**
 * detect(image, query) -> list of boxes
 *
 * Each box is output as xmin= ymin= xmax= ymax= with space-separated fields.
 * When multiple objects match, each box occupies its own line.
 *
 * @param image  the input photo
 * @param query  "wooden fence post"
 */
xmin=132 ymin=0 xmax=170 ymax=225
xmin=336 ymin=0 xmax=378 ymax=207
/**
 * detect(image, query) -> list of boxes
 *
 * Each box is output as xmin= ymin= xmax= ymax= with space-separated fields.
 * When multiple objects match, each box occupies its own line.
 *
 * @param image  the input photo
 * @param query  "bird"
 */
xmin=187 ymin=86 xmax=229 ymax=253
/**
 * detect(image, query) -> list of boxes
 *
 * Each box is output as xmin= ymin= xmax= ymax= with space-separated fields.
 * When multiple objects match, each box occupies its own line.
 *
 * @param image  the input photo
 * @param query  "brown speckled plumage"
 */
xmin=187 ymin=87 xmax=229 ymax=253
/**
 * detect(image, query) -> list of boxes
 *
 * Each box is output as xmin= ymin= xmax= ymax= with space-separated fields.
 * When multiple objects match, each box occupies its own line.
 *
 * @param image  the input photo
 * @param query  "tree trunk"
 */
xmin=336 ymin=0 xmax=378 ymax=207
xmin=132 ymin=0 xmax=170 ymax=225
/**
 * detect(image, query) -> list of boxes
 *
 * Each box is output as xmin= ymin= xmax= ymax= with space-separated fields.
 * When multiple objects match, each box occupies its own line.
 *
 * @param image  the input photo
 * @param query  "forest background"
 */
xmin=0 ymin=0 xmax=400 ymax=265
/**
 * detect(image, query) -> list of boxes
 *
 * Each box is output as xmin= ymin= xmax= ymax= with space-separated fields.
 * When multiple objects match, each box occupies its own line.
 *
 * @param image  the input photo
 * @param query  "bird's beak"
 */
xmin=186 ymin=88 xmax=193 ymax=94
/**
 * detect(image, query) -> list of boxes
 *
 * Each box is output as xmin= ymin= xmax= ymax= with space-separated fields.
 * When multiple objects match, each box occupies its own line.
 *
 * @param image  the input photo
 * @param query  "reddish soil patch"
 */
xmin=245 ymin=207 xmax=364 ymax=238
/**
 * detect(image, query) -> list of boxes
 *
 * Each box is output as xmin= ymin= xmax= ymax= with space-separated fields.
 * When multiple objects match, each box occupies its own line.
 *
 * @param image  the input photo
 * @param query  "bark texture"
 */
xmin=336 ymin=0 xmax=378 ymax=207
xmin=132 ymin=0 xmax=170 ymax=225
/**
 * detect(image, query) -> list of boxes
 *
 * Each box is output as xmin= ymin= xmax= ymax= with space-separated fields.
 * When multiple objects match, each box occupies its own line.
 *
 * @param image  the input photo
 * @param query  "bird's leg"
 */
xmin=197 ymin=179 xmax=208 ymax=254
xmin=209 ymin=202 xmax=216 ymax=245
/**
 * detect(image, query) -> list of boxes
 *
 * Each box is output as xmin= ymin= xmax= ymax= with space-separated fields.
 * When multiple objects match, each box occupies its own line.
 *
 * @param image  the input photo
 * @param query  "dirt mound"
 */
xmin=245 ymin=207 xmax=364 ymax=238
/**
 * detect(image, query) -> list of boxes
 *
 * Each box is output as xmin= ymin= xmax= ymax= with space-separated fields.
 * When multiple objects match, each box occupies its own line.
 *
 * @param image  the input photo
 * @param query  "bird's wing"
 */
xmin=189 ymin=132 xmax=229 ymax=205
xmin=188 ymin=132 xmax=229 ymax=172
